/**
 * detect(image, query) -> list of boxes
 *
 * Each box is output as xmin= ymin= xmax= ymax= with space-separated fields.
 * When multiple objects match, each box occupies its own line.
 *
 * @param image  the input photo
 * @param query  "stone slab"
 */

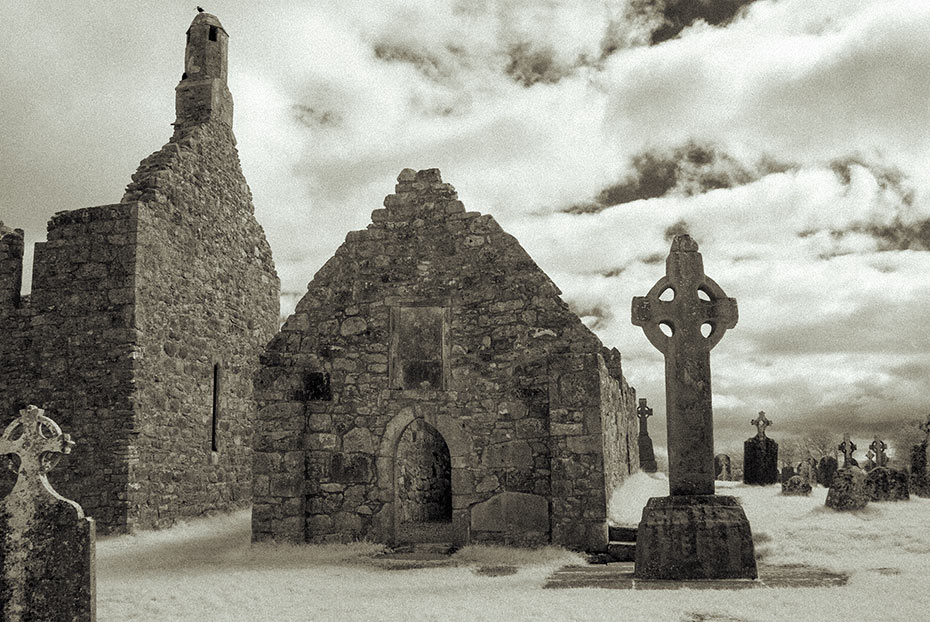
xmin=544 ymin=562 xmax=849 ymax=590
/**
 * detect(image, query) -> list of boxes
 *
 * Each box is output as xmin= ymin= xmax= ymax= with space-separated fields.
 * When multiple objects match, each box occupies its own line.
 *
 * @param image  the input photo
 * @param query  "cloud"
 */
xmin=628 ymin=0 xmax=760 ymax=45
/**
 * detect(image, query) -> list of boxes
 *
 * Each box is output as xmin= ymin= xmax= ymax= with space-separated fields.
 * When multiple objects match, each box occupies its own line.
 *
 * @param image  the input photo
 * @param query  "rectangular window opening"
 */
xmin=211 ymin=363 xmax=221 ymax=452
xmin=208 ymin=26 xmax=218 ymax=41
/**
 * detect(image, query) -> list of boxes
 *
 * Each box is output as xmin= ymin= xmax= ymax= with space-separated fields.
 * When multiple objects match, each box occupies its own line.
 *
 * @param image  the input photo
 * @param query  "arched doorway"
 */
xmin=394 ymin=419 xmax=452 ymax=543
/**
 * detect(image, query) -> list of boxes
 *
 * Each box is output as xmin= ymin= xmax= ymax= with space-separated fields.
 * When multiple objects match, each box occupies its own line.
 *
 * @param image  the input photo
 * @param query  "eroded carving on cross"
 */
xmin=869 ymin=437 xmax=887 ymax=467
xmin=751 ymin=411 xmax=772 ymax=439
xmin=637 ymin=398 xmax=653 ymax=436
xmin=838 ymin=433 xmax=857 ymax=468
xmin=0 ymin=405 xmax=74 ymax=493
xmin=631 ymin=234 xmax=738 ymax=496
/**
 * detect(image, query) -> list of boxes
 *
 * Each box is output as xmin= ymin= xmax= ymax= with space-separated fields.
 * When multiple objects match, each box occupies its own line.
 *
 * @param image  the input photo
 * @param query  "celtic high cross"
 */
xmin=869 ymin=437 xmax=887 ymax=467
xmin=637 ymin=398 xmax=653 ymax=437
xmin=751 ymin=411 xmax=772 ymax=439
xmin=632 ymin=234 xmax=738 ymax=496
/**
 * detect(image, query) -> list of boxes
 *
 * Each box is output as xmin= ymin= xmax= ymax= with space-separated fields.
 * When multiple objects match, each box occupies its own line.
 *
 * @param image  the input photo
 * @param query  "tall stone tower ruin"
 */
xmin=0 ymin=12 xmax=279 ymax=534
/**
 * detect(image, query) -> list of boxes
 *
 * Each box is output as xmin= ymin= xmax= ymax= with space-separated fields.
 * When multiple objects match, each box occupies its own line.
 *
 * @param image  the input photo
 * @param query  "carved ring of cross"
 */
xmin=0 ymin=405 xmax=74 ymax=476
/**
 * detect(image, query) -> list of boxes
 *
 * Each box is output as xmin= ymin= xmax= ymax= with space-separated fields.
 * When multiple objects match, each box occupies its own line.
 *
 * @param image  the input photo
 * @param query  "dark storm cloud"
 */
xmin=504 ymin=43 xmax=574 ymax=87
xmin=562 ymin=143 xmax=785 ymax=214
xmin=629 ymin=0 xmax=760 ymax=45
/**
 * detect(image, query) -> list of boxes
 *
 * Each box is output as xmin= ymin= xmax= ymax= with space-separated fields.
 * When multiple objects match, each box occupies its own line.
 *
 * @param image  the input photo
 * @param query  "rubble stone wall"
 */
xmin=253 ymin=168 xmax=637 ymax=550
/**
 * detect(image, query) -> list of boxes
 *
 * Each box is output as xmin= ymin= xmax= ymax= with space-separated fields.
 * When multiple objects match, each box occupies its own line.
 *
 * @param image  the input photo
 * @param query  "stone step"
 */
xmin=388 ymin=541 xmax=455 ymax=556
xmin=395 ymin=520 xmax=454 ymax=544
xmin=608 ymin=525 xmax=637 ymax=542
xmin=606 ymin=542 xmax=636 ymax=562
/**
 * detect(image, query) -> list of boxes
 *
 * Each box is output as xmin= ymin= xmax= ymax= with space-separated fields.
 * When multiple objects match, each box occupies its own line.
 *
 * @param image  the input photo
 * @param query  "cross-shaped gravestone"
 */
xmin=0 ymin=405 xmax=74 ymax=487
xmin=637 ymin=398 xmax=653 ymax=437
xmin=0 ymin=406 xmax=94 ymax=622
xmin=839 ymin=433 xmax=857 ymax=468
xmin=632 ymin=234 xmax=738 ymax=496
xmin=869 ymin=437 xmax=887 ymax=467
xmin=751 ymin=411 xmax=772 ymax=439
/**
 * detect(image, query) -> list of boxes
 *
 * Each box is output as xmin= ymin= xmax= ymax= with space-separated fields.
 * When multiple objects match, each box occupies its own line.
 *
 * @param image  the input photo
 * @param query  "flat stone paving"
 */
xmin=544 ymin=562 xmax=849 ymax=590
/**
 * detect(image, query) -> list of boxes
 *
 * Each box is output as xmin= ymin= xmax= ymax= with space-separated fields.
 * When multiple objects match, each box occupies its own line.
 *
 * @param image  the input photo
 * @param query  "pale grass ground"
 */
xmin=97 ymin=474 xmax=930 ymax=621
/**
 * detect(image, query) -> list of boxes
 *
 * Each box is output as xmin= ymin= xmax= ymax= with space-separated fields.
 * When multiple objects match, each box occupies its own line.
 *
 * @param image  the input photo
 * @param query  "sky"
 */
xmin=2 ymin=0 xmax=930 ymax=458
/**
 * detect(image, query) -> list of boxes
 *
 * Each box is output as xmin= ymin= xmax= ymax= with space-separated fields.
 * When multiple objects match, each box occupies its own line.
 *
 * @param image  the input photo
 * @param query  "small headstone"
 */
xmin=826 ymin=467 xmax=869 ymax=511
xmin=909 ymin=438 xmax=930 ymax=499
xmin=780 ymin=464 xmax=796 ymax=483
xmin=818 ymin=455 xmax=838 ymax=488
xmin=797 ymin=457 xmax=817 ymax=486
xmin=0 ymin=405 xmax=96 ymax=622
xmin=864 ymin=467 xmax=909 ymax=502
xmin=714 ymin=453 xmax=732 ymax=481
xmin=743 ymin=411 xmax=778 ymax=485
xmin=636 ymin=398 xmax=658 ymax=473
xmin=631 ymin=235 xmax=755 ymax=580
xmin=838 ymin=433 xmax=859 ymax=468
xmin=781 ymin=475 xmax=812 ymax=496
xmin=864 ymin=449 xmax=877 ymax=472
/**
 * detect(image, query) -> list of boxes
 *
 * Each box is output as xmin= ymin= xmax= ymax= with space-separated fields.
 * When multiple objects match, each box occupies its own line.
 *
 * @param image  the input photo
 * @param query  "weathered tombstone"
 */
xmin=636 ymin=398 xmax=658 ymax=473
xmin=631 ymin=235 xmax=756 ymax=580
xmin=865 ymin=466 xmax=909 ymax=502
xmin=781 ymin=475 xmax=812 ymax=496
xmin=818 ymin=455 xmax=838 ymax=488
xmin=797 ymin=457 xmax=817 ymax=486
xmin=0 ymin=405 xmax=95 ymax=621
xmin=780 ymin=464 xmax=796 ymax=483
xmin=838 ymin=433 xmax=859 ymax=468
xmin=864 ymin=449 xmax=877 ymax=472
xmin=743 ymin=411 xmax=778 ymax=485
xmin=714 ymin=453 xmax=732 ymax=481
xmin=826 ymin=467 xmax=869 ymax=511
xmin=909 ymin=416 xmax=930 ymax=498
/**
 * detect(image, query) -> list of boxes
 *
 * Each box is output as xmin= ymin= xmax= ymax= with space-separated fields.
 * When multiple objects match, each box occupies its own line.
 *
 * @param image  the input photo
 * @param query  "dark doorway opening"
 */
xmin=395 ymin=419 xmax=452 ymax=543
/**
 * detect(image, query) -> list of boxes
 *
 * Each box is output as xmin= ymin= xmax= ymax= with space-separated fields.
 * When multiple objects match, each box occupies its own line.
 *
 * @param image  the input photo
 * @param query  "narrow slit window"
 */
xmin=209 ymin=26 xmax=218 ymax=41
xmin=211 ymin=363 xmax=221 ymax=452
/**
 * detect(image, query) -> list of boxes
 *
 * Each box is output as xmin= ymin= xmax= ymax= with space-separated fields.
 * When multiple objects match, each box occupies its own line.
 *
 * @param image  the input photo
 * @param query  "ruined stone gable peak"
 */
xmin=374 ymin=168 xmax=466 ymax=223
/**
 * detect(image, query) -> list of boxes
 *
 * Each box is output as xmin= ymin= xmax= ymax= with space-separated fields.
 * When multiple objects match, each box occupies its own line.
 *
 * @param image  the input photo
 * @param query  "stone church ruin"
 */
xmin=0 ymin=12 xmax=279 ymax=534
xmin=252 ymin=168 xmax=639 ymax=551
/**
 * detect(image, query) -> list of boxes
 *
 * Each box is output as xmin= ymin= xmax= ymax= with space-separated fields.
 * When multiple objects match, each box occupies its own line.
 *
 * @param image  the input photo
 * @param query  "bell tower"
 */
xmin=175 ymin=11 xmax=233 ymax=128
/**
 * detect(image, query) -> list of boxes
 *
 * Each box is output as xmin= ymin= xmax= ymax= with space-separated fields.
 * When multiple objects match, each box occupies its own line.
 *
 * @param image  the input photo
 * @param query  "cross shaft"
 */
xmin=632 ymin=235 xmax=737 ymax=496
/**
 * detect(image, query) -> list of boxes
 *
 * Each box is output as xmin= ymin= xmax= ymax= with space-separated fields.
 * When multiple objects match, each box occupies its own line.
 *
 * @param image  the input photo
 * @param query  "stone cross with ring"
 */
xmin=632 ymin=234 xmax=738 ymax=496
xmin=750 ymin=411 xmax=771 ymax=439
xmin=637 ymin=398 xmax=653 ymax=437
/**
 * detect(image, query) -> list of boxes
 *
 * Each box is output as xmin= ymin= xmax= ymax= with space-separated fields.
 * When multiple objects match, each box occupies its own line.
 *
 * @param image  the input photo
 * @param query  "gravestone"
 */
xmin=817 ymin=455 xmax=838 ymax=488
xmin=864 ymin=449 xmax=877 ymax=472
xmin=865 ymin=467 xmax=909 ymax=502
xmin=631 ymin=235 xmax=756 ymax=580
xmin=838 ymin=433 xmax=858 ymax=468
xmin=714 ymin=453 xmax=732 ymax=481
xmin=743 ymin=412 xmax=778 ymax=485
xmin=826 ymin=467 xmax=869 ymax=511
xmin=909 ymin=416 xmax=930 ymax=498
xmin=636 ymin=398 xmax=658 ymax=473
xmin=781 ymin=475 xmax=812 ymax=496
xmin=797 ymin=457 xmax=817 ymax=486
xmin=869 ymin=437 xmax=888 ymax=468
xmin=0 ymin=405 xmax=95 ymax=621
xmin=780 ymin=464 xmax=796 ymax=483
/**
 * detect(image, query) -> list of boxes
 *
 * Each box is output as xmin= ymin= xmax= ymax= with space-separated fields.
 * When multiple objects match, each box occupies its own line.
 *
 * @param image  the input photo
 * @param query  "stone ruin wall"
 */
xmin=0 ymin=206 xmax=142 ymax=528
xmin=120 ymin=118 xmax=279 ymax=530
xmin=253 ymin=169 xmax=638 ymax=551
xmin=0 ymin=120 xmax=278 ymax=533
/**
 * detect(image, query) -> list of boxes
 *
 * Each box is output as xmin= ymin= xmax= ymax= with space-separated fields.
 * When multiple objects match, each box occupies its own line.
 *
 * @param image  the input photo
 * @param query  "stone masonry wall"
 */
xmin=253 ymin=168 xmax=637 ymax=551
xmin=0 ymin=205 xmax=141 ymax=528
xmin=120 ymin=118 xmax=279 ymax=530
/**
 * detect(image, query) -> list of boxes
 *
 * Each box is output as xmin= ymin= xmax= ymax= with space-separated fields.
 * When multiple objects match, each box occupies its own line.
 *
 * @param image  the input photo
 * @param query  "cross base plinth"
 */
xmin=634 ymin=495 xmax=757 ymax=580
